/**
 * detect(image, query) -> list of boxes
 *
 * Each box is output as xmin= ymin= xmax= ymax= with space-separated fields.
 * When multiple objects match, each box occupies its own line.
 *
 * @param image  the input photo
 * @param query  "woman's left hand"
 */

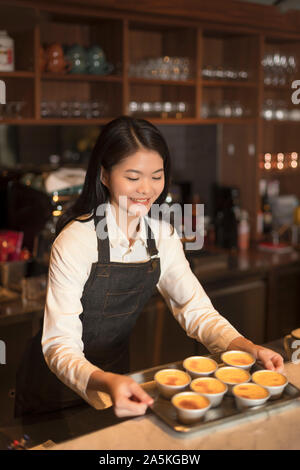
xmin=252 ymin=345 xmax=284 ymax=373
xmin=227 ymin=336 xmax=284 ymax=373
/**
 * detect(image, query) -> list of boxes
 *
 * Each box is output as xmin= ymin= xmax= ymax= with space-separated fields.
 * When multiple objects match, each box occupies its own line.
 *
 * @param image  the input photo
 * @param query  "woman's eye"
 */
xmin=127 ymin=177 xmax=139 ymax=181
xmin=152 ymin=177 xmax=162 ymax=180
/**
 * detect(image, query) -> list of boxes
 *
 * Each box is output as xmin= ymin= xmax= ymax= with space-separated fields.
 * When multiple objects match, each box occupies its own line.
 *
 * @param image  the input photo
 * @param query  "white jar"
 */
xmin=238 ymin=210 xmax=250 ymax=251
xmin=0 ymin=31 xmax=14 ymax=72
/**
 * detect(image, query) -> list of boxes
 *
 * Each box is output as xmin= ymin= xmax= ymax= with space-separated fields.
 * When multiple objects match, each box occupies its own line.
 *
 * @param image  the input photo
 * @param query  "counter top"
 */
xmin=48 ymin=369 xmax=300 ymax=451
xmin=1 ymin=339 xmax=299 ymax=451
xmin=40 ymin=357 xmax=300 ymax=450
xmin=0 ymin=298 xmax=45 ymax=325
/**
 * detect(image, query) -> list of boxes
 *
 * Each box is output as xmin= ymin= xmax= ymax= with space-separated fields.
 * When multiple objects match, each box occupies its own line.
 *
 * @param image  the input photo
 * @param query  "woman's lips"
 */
xmin=129 ymin=198 xmax=151 ymax=206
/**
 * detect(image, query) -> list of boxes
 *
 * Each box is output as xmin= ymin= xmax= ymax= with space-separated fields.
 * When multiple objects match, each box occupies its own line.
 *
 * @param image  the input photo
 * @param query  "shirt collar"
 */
xmin=106 ymin=202 xmax=148 ymax=249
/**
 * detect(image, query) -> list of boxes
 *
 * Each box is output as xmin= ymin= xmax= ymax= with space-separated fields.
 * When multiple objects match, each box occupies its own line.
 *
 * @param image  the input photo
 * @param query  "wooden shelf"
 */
xmin=264 ymin=84 xmax=294 ymax=90
xmin=142 ymin=117 xmax=199 ymax=124
xmin=202 ymin=80 xmax=258 ymax=88
xmin=0 ymin=71 xmax=34 ymax=79
xmin=34 ymin=118 xmax=113 ymax=125
xmin=127 ymin=116 xmax=256 ymax=124
xmin=200 ymin=117 xmax=256 ymax=124
xmin=263 ymin=119 xmax=300 ymax=124
xmin=0 ymin=117 xmax=258 ymax=125
xmin=0 ymin=119 xmax=38 ymax=125
xmin=128 ymin=77 xmax=196 ymax=86
xmin=260 ymin=168 xmax=300 ymax=176
xmin=41 ymin=73 xmax=123 ymax=83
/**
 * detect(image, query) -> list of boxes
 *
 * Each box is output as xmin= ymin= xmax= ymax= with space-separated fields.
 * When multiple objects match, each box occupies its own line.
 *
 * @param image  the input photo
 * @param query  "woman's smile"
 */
xmin=129 ymin=197 xmax=151 ymax=205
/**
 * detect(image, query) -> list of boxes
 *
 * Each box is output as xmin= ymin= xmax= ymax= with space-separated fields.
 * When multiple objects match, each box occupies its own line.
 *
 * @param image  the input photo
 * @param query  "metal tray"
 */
xmin=132 ymin=353 xmax=300 ymax=434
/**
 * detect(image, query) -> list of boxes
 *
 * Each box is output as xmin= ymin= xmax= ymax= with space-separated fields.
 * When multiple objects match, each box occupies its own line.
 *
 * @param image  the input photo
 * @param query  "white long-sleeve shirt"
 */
xmin=42 ymin=202 xmax=241 ymax=409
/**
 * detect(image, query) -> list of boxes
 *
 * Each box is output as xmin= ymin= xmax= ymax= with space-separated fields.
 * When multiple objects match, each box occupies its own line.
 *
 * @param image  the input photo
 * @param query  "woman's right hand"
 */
xmin=88 ymin=370 xmax=154 ymax=418
xmin=104 ymin=372 xmax=154 ymax=417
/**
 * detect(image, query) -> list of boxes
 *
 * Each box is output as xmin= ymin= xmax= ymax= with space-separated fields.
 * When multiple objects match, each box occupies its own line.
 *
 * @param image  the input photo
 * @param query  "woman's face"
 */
xmin=101 ymin=148 xmax=165 ymax=219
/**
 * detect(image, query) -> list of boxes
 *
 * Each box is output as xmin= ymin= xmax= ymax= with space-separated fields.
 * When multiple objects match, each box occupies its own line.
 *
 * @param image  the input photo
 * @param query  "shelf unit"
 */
xmin=0 ymin=3 xmax=269 ymax=125
xmin=1 ymin=1 xmax=300 ymax=238
xmin=259 ymin=32 xmax=300 ymax=216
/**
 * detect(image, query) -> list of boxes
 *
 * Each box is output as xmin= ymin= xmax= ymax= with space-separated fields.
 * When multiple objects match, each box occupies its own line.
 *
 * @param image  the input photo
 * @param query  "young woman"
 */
xmin=15 ymin=116 xmax=283 ymax=418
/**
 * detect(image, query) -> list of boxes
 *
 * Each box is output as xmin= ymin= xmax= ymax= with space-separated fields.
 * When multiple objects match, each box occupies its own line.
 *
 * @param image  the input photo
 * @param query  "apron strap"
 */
xmin=94 ymin=210 xmax=158 ymax=264
xmin=146 ymin=218 xmax=159 ymax=258
xmin=94 ymin=209 xmax=110 ymax=264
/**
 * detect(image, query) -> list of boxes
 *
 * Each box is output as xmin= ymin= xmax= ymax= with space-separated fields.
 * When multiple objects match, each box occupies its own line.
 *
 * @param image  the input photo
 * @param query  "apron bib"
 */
xmin=14 ymin=212 xmax=161 ymax=416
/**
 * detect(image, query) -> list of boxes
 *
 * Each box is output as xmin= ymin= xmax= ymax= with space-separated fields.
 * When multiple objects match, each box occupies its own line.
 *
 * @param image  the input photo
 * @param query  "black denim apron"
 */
xmin=15 ymin=212 xmax=161 ymax=416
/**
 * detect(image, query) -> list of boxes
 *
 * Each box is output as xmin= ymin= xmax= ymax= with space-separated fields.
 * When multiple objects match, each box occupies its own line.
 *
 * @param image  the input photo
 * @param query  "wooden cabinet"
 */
xmin=0 ymin=4 xmax=264 ymax=126
xmin=259 ymin=34 xmax=300 ymax=210
xmin=205 ymin=277 xmax=266 ymax=345
xmin=0 ymin=309 xmax=43 ymax=425
xmin=38 ymin=14 xmax=124 ymax=122
xmin=1 ymin=0 xmax=300 ymax=237
xmin=127 ymin=21 xmax=197 ymax=120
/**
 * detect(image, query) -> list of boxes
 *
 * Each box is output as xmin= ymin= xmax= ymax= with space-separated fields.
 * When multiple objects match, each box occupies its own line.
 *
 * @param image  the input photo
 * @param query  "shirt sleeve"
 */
xmin=156 ymin=227 xmax=242 ymax=353
xmin=42 ymin=225 xmax=112 ymax=409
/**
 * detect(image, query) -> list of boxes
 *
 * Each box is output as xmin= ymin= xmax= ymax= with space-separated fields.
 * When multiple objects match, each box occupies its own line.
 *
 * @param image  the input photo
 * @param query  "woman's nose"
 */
xmin=137 ymin=178 xmax=152 ymax=194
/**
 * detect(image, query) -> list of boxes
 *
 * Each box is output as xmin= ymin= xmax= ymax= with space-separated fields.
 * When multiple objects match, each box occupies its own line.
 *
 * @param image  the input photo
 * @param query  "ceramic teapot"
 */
xmin=283 ymin=328 xmax=300 ymax=361
xmin=65 ymin=44 xmax=87 ymax=74
xmin=86 ymin=45 xmax=114 ymax=75
xmin=45 ymin=43 xmax=70 ymax=74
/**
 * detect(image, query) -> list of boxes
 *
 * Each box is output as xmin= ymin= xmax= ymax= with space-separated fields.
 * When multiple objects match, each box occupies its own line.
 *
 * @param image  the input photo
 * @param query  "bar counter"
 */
xmin=1 ymin=338 xmax=299 ymax=450
xmin=44 ymin=358 xmax=300 ymax=451
xmin=1 ymin=248 xmax=300 ymax=448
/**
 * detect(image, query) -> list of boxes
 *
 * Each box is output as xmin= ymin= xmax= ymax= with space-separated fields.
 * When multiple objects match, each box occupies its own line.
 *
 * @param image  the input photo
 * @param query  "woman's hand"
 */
xmin=88 ymin=370 xmax=154 ymax=418
xmin=227 ymin=336 xmax=284 ymax=373
xmin=252 ymin=345 xmax=284 ymax=372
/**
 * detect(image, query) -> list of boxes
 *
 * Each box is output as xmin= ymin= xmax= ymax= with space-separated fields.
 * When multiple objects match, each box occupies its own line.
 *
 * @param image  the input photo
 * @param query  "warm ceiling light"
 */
xmin=277 ymin=152 xmax=284 ymax=161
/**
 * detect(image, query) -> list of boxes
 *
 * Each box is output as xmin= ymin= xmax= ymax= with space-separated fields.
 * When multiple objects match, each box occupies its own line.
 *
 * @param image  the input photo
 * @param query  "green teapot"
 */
xmin=86 ymin=45 xmax=114 ymax=75
xmin=65 ymin=44 xmax=87 ymax=74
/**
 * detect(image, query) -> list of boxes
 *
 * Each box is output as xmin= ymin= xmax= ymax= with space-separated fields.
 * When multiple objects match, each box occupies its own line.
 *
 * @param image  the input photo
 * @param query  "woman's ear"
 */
xmin=100 ymin=166 xmax=109 ymax=188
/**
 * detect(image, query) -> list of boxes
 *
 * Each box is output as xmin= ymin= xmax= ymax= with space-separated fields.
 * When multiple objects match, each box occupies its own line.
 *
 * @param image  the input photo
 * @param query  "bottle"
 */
xmin=261 ymin=190 xmax=273 ymax=234
xmin=0 ymin=31 xmax=14 ymax=72
xmin=259 ymin=179 xmax=273 ymax=235
xmin=256 ymin=210 xmax=264 ymax=237
xmin=238 ymin=210 xmax=250 ymax=251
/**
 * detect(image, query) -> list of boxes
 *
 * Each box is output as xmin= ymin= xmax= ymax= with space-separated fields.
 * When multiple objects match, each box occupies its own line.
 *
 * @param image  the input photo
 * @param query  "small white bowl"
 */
xmin=232 ymin=382 xmax=270 ymax=409
xmin=154 ymin=369 xmax=191 ymax=399
xmin=251 ymin=370 xmax=288 ymax=400
xmin=221 ymin=350 xmax=256 ymax=370
xmin=171 ymin=391 xmax=211 ymax=424
xmin=214 ymin=366 xmax=251 ymax=395
xmin=183 ymin=356 xmax=218 ymax=378
xmin=190 ymin=377 xmax=228 ymax=407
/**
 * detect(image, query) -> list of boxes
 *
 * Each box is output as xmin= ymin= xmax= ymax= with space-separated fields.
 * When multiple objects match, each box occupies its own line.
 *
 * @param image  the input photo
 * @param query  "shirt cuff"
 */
xmin=206 ymin=330 xmax=243 ymax=354
xmin=77 ymin=364 xmax=113 ymax=410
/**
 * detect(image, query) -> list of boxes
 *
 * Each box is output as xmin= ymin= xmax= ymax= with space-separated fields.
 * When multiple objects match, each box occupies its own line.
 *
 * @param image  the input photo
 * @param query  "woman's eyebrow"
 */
xmin=124 ymin=168 xmax=164 ymax=174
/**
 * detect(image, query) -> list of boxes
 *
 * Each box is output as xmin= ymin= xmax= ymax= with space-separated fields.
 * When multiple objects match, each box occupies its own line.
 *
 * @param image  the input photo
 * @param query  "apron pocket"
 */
xmin=103 ymin=289 xmax=141 ymax=317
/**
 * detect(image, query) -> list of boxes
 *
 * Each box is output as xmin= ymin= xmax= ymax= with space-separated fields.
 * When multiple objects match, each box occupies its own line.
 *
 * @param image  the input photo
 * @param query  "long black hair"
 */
xmin=55 ymin=116 xmax=171 ymax=236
